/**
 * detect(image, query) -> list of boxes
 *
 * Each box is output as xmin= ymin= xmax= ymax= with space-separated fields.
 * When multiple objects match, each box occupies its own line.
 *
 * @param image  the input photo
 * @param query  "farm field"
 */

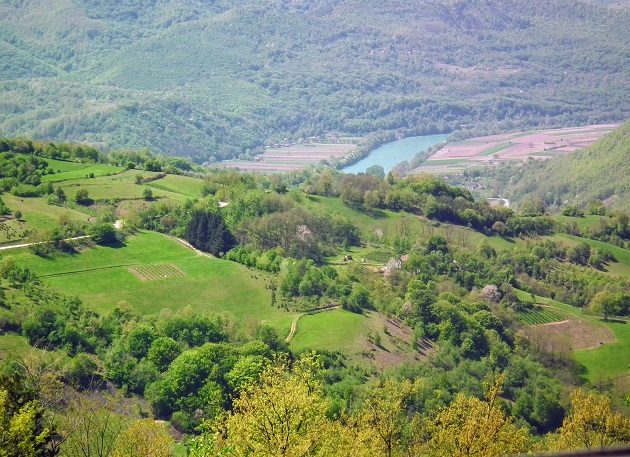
xmin=411 ymin=124 xmax=619 ymax=174
xmin=42 ymin=161 xmax=124 ymax=182
xmin=0 ymin=231 xmax=295 ymax=333
xmin=517 ymin=306 xmax=565 ymax=325
xmin=515 ymin=290 xmax=629 ymax=389
xmin=145 ymin=174 xmax=205 ymax=198
xmin=221 ymin=142 xmax=357 ymax=172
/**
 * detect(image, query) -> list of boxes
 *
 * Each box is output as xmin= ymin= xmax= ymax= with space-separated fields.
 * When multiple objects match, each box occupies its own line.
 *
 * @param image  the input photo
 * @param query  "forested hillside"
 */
xmin=481 ymin=121 xmax=630 ymax=212
xmin=1 ymin=0 xmax=629 ymax=160
xmin=0 ymin=137 xmax=629 ymax=454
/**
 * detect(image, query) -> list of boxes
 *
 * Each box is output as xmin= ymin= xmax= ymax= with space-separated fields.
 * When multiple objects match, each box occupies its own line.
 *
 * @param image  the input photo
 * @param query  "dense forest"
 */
xmin=0 ymin=0 xmax=629 ymax=160
xmin=0 ymin=138 xmax=628 ymax=455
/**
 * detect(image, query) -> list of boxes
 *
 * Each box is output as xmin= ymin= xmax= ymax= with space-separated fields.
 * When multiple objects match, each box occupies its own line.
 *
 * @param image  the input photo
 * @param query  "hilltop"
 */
xmin=1 ymin=0 xmax=629 ymax=159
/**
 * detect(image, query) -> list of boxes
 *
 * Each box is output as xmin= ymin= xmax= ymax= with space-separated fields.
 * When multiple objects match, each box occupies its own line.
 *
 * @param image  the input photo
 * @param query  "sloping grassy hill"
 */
xmin=504 ymin=122 xmax=630 ymax=212
xmin=1 ymin=231 xmax=294 ymax=333
xmin=0 ymin=1 xmax=628 ymax=157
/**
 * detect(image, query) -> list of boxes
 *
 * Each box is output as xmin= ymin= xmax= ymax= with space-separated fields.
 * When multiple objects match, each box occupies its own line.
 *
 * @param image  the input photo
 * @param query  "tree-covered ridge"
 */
xmin=1 ymin=0 xmax=629 ymax=159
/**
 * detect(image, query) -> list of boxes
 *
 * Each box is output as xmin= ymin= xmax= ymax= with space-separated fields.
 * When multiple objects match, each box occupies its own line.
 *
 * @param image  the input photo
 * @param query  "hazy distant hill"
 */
xmin=498 ymin=122 xmax=630 ymax=212
xmin=1 ymin=0 xmax=629 ymax=160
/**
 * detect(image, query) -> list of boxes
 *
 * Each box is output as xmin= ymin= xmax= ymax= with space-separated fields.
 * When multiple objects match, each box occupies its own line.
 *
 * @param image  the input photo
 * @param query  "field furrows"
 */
xmin=128 ymin=263 xmax=185 ymax=281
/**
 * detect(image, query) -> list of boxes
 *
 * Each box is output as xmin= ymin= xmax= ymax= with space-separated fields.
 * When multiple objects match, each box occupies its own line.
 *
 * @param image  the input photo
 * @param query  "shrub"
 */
xmin=89 ymin=223 xmax=119 ymax=245
xmin=74 ymin=188 xmax=91 ymax=205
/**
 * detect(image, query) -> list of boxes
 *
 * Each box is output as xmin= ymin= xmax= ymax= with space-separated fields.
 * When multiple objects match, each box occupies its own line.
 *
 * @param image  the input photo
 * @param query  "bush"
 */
xmin=74 ymin=188 xmax=91 ymax=205
xmin=0 ymin=197 xmax=10 ymax=215
xmin=89 ymin=223 xmax=119 ymax=245
xmin=11 ymin=184 xmax=42 ymax=197
xmin=64 ymin=353 xmax=101 ymax=389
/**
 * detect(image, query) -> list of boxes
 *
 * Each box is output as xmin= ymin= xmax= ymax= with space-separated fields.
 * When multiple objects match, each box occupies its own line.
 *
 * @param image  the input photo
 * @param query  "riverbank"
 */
xmin=342 ymin=134 xmax=448 ymax=174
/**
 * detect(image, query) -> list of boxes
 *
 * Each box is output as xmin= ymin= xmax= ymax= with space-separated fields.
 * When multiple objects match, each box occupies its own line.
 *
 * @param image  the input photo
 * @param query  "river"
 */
xmin=342 ymin=134 xmax=448 ymax=174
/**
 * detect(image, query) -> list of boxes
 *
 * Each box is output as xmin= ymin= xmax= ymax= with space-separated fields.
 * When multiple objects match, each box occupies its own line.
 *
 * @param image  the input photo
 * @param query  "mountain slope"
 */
xmin=501 ymin=122 xmax=630 ymax=211
xmin=0 ymin=0 xmax=629 ymax=159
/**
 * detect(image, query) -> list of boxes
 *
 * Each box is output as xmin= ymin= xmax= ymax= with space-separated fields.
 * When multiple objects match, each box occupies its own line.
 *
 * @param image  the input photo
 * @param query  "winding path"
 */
xmin=172 ymin=237 xmax=213 ymax=258
xmin=285 ymin=305 xmax=340 ymax=343
xmin=0 ymin=236 xmax=91 ymax=251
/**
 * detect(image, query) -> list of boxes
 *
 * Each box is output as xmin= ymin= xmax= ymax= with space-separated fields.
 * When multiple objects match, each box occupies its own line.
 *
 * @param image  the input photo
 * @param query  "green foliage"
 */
xmin=186 ymin=211 xmax=234 ymax=256
xmin=0 ymin=2 xmax=627 ymax=158
xmin=88 ymin=223 xmax=119 ymax=245
xmin=0 ymin=197 xmax=11 ymax=216
xmin=562 ymin=206 xmax=584 ymax=218
xmin=147 ymin=337 xmax=182 ymax=372
xmin=64 ymin=353 xmax=100 ymax=389
xmin=142 ymin=187 xmax=153 ymax=201
xmin=0 ymin=362 xmax=56 ymax=456
xmin=73 ymin=188 xmax=91 ymax=205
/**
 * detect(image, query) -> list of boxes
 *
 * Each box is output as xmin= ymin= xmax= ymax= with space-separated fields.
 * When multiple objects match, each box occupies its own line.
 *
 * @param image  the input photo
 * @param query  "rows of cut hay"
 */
xmin=129 ymin=263 xmax=185 ymax=281
xmin=519 ymin=307 xmax=565 ymax=325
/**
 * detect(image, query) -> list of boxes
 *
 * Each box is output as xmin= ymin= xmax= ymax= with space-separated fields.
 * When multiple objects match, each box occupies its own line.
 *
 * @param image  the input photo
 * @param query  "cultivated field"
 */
xmin=516 ymin=289 xmax=630 ymax=389
xmin=411 ymin=124 xmax=619 ymax=174
xmin=221 ymin=142 xmax=357 ymax=172
xmin=517 ymin=306 xmax=564 ymax=325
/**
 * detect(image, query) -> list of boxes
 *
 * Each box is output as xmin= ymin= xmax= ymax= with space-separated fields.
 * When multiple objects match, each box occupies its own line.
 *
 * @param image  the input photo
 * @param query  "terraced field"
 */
xmin=518 ymin=307 xmax=565 ymax=325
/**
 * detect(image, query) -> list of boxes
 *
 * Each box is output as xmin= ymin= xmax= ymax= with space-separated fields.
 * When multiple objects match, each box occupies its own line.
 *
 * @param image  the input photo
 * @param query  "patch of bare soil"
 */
xmin=365 ymin=315 xmax=435 ymax=370
xmin=524 ymin=318 xmax=616 ymax=352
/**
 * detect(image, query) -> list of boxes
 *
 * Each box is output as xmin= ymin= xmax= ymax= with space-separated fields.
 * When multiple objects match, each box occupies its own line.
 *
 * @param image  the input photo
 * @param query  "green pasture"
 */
xmin=289 ymin=309 xmax=370 ymax=353
xmin=146 ymin=174 xmax=205 ymax=198
xmin=304 ymin=195 xmax=516 ymax=252
xmin=552 ymin=233 xmax=630 ymax=278
xmin=327 ymin=244 xmax=395 ymax=266
xmin=43 ymin=163 xmax=124 ymax=182
xmin=575 ymin=319 xmax=630 ymax=387
xmin=59 ymin=171 xmax=190 ymax=202
xmin=555 ymin=215 xmax=607 ymax=232
xmin=1 ymin=231 xmax=295 ymax=333
xmin=2 ymin=194 xmax=89 ymax=232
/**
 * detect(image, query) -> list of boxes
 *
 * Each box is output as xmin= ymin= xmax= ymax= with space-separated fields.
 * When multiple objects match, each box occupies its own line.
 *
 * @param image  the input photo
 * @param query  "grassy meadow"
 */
xmin=553 ymin=233 xmax=630 ymax=278
xmin=305 ymin=195 xmax=517 ymax=254
xmin=1 ymin=231 xmax=295 ymax=334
